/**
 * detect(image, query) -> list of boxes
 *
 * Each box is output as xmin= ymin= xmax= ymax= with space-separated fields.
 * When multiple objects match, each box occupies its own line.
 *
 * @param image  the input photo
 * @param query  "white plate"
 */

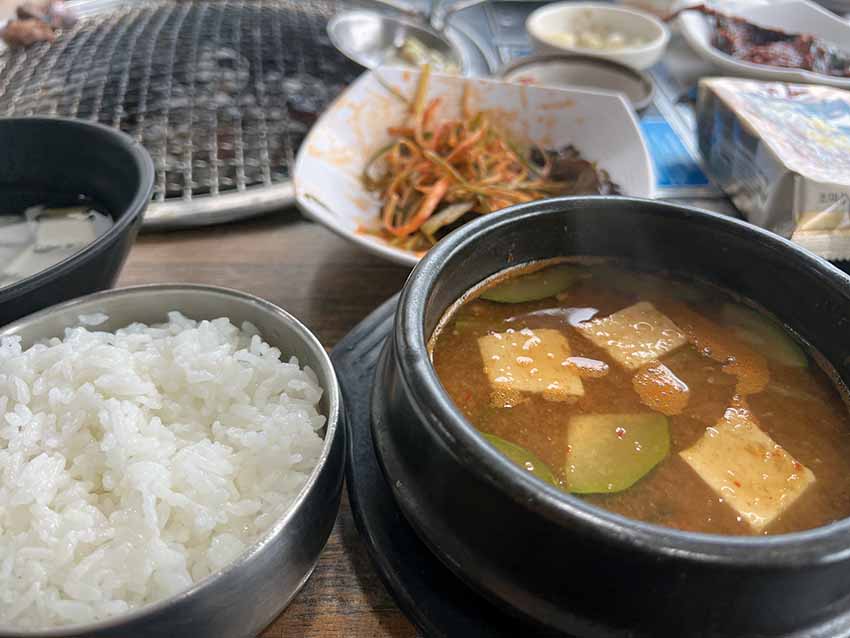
xmin=294 ymin=67 xmax=654 ymax=267
xmin=678 ymin=0 xmax=850 ymax=88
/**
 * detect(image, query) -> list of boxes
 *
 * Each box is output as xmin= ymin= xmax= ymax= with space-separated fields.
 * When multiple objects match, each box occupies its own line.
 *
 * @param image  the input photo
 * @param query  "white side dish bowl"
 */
xmin=526 ymin=2 xmax=671 ymax=70
xmin=294 ymin=67 xmax=655 ymax=267
xmin=677 ymin=0 xmax=850 ymax=88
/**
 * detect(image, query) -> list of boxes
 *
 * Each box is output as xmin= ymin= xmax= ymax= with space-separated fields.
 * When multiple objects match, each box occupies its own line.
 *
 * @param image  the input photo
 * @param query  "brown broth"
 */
xmin=430 ymin=260 xmax=850 ymax=535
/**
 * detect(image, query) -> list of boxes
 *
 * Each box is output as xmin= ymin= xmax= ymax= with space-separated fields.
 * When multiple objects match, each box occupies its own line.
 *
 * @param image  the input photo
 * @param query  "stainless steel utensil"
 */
xmin=0 ymin=284 xmax=344 ymax=638
xmin=327 ymin=9 xmax=465 ymax=73
xmin=327 ymin=0 xmax=488 ymax=74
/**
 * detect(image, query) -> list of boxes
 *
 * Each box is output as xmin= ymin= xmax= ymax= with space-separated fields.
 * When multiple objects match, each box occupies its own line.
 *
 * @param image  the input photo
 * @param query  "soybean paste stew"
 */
xmin=430 ymin=259 xmax=850 ymax=535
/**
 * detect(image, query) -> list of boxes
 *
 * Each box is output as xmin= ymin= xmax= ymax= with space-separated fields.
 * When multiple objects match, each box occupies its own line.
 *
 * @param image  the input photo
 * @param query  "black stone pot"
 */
xmin=0 ymin=117 xmax=154 ymax=326
xmin=372 ymin=196 xmax=850 ymax=637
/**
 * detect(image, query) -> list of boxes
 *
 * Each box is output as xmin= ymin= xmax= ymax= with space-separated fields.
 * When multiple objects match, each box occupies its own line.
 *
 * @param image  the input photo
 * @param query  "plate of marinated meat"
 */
xmin=677 ymin=0 xmax=850 ymax=88
xmin=294 ymin=66 xmax=653 ymax=266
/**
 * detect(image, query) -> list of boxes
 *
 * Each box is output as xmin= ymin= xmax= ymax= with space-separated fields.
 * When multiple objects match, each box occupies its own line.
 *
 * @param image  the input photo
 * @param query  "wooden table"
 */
xmin=118 ymin=210 xmax=418 ymax=638
xmin=118 ymin=199 xmax=737 ymax=636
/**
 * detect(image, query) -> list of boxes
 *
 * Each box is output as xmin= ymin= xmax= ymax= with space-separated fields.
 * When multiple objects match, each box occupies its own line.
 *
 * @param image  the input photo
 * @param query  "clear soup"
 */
xmin=430 ymin=259 xmax=850 ymax=536
xmin=0 ymin=196 xmax=112 ymax=290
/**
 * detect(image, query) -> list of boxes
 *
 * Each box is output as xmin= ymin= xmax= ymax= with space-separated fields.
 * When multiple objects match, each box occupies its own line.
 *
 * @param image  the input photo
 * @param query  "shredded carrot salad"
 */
xmin=362 ymin=66 xmax=610 ymax=253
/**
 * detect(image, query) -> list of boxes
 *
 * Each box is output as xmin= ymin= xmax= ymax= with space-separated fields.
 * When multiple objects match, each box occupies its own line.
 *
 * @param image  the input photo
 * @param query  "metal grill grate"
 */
xmin=0 ymin=0 xmax=362 ymax=228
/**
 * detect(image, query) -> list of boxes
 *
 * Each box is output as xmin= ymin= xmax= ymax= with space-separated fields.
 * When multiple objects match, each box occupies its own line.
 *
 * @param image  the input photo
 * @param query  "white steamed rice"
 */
xmin=0 ymin=312 xmax=326 ymax=630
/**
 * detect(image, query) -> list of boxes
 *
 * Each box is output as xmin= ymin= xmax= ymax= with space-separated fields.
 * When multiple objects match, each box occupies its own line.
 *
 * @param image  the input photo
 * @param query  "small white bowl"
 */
xmin=526 ymin=2 xmax=670 ymax=71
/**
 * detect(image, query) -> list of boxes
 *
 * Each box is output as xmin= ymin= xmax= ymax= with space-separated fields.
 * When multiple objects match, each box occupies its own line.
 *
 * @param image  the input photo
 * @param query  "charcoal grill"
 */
xmin=0 ymin=0 xmax=488 ymax=229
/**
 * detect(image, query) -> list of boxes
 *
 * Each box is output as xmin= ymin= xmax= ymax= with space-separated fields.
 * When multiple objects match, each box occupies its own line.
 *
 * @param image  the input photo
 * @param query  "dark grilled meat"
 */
xmin=1 ymin=18 xmax=55 ymax=47
xmin=675 ymin=5 xmax=850 ymax=78
xmin=2 ymin=1 xmax=76 ymax=49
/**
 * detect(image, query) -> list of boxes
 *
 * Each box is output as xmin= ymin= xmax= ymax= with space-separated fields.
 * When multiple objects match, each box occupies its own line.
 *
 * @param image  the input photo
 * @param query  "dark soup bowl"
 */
xmin=0 ymin=117 xmax=154 ymax=326
xmin=372 ymin=196 xmax=850 ymax=637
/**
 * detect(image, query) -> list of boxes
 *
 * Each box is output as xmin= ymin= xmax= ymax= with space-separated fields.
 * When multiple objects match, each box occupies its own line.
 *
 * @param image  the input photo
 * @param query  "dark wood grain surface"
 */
xmin=118 ymin=210 xmax=417 ymax=638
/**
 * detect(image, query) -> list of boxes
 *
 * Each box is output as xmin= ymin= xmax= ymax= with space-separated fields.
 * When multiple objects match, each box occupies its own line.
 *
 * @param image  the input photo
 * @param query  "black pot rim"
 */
xmin=0 ymin=117 xmax=155 ymax=303
xmin=395 ymin=195 xmax=850 ymax=567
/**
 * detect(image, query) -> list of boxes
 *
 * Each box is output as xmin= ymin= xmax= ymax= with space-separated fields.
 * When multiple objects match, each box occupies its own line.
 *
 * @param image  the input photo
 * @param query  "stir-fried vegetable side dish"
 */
xmin=363 ymin=67 xmax=618 ymax=253
xmin=431 ymin=260 xmax=850 ymax=535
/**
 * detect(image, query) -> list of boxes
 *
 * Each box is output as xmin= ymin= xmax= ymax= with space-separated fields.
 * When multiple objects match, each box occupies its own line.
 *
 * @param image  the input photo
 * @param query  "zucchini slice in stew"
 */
xmin=565 ymin=413 xmax=669 ymax=494
xmin=480 ymin=265 xmax=577 ymax=304
xmin=721 ymin=303 xmax=807 ymax=368
xmin=483 ymin=433 xmax=559 ymax=487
